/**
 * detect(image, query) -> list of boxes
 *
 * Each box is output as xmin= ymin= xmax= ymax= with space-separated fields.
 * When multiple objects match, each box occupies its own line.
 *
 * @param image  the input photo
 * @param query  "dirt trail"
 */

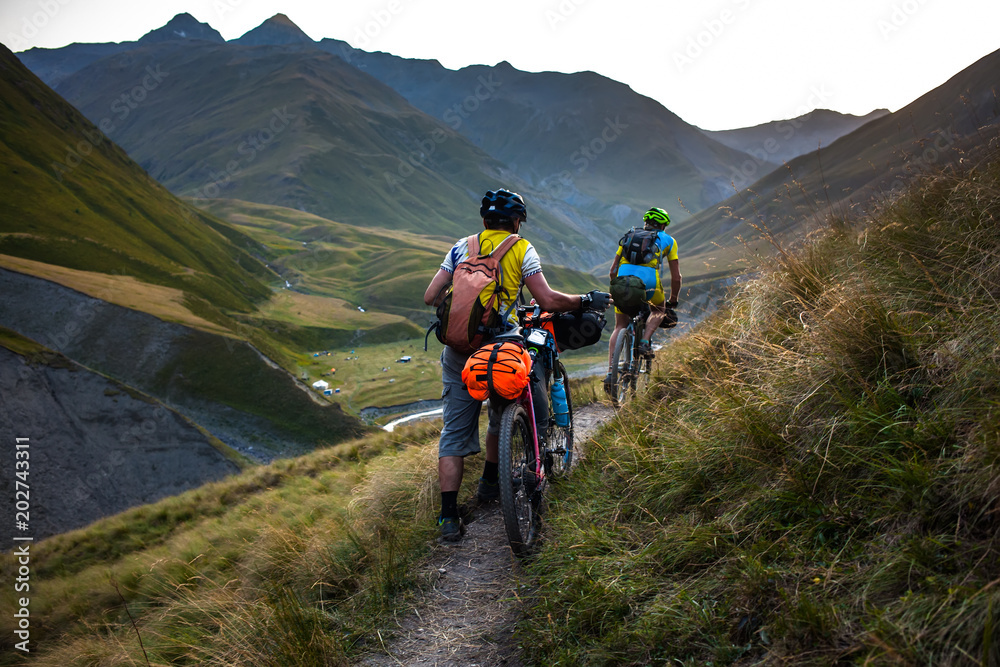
xmin=358 ymin=402 xmax=615 ymax=667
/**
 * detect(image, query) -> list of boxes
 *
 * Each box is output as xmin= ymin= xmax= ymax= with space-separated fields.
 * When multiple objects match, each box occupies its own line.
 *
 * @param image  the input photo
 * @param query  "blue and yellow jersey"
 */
xmin=615 ymin=230 xmax=677 ymax=296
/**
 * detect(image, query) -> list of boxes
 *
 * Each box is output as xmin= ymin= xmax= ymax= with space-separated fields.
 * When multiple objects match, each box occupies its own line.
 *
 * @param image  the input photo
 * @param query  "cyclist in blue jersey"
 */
xmin=604 ymin=207 xmax=682 ymax=385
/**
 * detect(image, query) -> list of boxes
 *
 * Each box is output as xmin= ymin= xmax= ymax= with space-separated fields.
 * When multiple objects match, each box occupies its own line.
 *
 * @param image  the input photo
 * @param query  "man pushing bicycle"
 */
xmin=423 ymin=188 xmax=610 ymax=543
xmin=604 ymin=207 xmax=682 ymax=388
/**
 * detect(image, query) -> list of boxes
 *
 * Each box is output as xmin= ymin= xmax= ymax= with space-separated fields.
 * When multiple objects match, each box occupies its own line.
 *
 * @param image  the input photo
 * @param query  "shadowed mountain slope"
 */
xmin=675 ymin=47 xmax=1000 ymax=274
xmin=14 ymin=13 xmax=223 ymax=87
xmin=319 ymin=42 xmax=759 ymax=220
xmin=701 ymin=108 xmax=890 ymax=174
xmin=0 ymin=327 xmax=244 ymax=539
xmin=51 ymin=40 xmax=608 ymax=269
xmin=234 ymin=13 xmax=315 ymax=46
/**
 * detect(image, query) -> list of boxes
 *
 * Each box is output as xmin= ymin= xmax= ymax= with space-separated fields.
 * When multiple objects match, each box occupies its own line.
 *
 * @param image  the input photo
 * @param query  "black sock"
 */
xmin=482 ymin=460 xmax=498 ymax=484
xmin=440 ymin=491 xmax=459 ymax=519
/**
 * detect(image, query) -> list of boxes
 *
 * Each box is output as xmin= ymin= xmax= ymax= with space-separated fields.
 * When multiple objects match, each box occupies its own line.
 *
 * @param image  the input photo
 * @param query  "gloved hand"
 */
xmin=580 ymin=290 xmax=612 ymax=311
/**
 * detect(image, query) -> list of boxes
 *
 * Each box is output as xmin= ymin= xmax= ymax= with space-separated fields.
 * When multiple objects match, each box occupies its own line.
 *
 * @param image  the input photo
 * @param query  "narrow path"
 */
xmin=357 ymin=403 xmax=615 ymax=667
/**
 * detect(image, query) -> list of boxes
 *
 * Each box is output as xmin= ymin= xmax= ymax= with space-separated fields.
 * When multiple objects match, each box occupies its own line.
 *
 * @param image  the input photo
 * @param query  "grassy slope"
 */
xmin=0 ymin=43 xmax=375 ymax=448
xmin=0 ymin=421 xmax=447 ymax=666
xmin=10 ymin=154 xmax=997 ymax=666
xmin=200 ymin=198 xmax=608 ymax=411
xmin=0 ymin=44 xmax=275 ymax=314
xmin=520 ymin=152 xmax=1000 ymax=664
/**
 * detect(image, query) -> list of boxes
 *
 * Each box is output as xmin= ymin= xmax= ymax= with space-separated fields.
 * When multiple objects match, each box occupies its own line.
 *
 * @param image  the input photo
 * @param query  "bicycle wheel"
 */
xmin=498 ymin=402 xmax=542 ymax=556
xmin=547 ymin=361 xmax=573 ymax=480
xmin=610 ymin=327 xmax=634 ymax=407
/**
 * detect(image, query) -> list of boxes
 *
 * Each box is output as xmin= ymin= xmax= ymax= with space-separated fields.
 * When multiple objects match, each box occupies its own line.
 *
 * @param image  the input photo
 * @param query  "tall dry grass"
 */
xmin=519 ymin=151 xmax=1000 ymax=665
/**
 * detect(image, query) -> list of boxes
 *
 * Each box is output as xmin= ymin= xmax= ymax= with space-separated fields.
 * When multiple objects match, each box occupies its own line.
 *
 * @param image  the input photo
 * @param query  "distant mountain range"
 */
xmin=701 ymin=108 xmax=890 ymax=176
xmin=676 ymin=47 xmax=1000 ymax=273
xmin=15 ymin=12 xmax=891 ymax=275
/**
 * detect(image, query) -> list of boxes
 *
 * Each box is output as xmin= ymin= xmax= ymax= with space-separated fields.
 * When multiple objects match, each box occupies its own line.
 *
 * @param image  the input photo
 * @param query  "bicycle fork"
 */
xmin=523 ymin=384 xmax=544 ymax=497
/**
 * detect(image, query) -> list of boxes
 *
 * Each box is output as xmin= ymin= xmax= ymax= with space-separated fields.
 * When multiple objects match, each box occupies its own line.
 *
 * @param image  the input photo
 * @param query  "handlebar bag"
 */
xmin=524 ymin=309 xmax=607 ymax=351
xmin=462 ymin=341 xmax=532 ymax=402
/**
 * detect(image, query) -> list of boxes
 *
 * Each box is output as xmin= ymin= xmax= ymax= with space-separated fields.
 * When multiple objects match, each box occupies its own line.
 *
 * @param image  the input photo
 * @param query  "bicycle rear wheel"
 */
xmin=547 ymin=361 xmax=573 ymax=479
xmin=610 ymin=327 xmax=634 ymax=407
xmin=498 ymin=402 xmax=542 ymax=556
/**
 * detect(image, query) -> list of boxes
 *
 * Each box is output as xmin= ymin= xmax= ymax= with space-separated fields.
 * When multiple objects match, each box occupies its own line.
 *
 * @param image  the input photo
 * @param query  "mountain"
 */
xmin=317 ymin=41 xmax=759 ymax=221
xmin=676 ymin=48 xmax=1000 ymax=274
xmin=0 ymin=43 xmax=368 ymax=461
xmin=701 ymin=108 xmax=890 ymax=179
xmin=234 ymin=13 xmax=315 ymax=46
xmin=136 ymin=12 xmax=225 ymax=44
xmin=0 ymin=327 xmax=244 ymax=538
xmin=19 ymin=12 xmax=781 ymax=278
xmin=49 ymin=39 xmax=606 ymax=269
xmin=0 ymin=42 xmax=274 ymax=312
xmin=14 ymin=12 xmax=224 ymax=87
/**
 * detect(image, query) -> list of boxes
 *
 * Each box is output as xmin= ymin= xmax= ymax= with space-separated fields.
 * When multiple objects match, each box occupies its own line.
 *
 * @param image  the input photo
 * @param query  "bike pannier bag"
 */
xmin=551 ymin=310 xmax=606 ymax=350
xmin=462 ymin=341 xmax=532 ymax=402
xmin=434 ymin=233 xmax=521 ymax=354
xmin=609 ymin=274 xmax=647 ymax=316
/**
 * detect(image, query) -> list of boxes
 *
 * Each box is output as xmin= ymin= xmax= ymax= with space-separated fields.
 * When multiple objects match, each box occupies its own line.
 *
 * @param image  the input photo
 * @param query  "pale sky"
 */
xmin=2 ymin=0 xmax=998 ymax=130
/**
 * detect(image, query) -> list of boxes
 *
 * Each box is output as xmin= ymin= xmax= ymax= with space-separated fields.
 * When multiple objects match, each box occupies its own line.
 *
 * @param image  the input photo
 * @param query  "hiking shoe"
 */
xmin=477 ymin=477 xmax=500 ymax=503
xmin=636 ymin=340 xmax=653 ymax=357
xmin=437 ymin=516 xmax=465 ymax=543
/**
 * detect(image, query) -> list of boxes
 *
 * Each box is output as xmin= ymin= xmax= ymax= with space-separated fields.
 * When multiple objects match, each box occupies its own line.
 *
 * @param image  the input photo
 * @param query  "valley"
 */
xmin=1 ymin=10 xmax=997 ymax=550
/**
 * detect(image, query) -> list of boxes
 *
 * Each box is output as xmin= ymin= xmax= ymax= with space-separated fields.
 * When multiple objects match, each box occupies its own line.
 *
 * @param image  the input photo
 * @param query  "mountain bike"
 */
xmin=493 ymin=306 xmax=586 ymax=557
xmin=606 ymin=303 xmax=670 ymax=407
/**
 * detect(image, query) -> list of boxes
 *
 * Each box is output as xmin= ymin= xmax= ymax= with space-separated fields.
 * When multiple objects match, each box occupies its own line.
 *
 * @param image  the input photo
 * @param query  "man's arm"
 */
xmin=667 ymin=258 xmax=682 ymax=304
xmin=424 ymin=269 xmax=452 ymax=306
xmin=609 ymin=255 xmax=621 ymax=280
xmin=524 ymin=272 xmax=583 ymax=312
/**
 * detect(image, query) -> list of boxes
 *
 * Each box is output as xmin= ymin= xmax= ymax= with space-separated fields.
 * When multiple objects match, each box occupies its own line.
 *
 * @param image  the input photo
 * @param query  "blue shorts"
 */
xmin=438 ymin=346 xmax=501 ymax=458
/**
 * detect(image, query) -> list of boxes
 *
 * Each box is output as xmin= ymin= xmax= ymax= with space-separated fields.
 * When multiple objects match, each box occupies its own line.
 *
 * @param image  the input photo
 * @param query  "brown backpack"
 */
xmin=431 ymin=233 xmax=522 ymax=355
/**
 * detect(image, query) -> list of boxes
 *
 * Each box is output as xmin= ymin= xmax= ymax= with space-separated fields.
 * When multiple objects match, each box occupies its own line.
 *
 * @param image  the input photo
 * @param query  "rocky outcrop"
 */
xmin=0 ymin=268 xmax=367 ymax=464
xmin=0 ymin=345 xmax=241 ymax=539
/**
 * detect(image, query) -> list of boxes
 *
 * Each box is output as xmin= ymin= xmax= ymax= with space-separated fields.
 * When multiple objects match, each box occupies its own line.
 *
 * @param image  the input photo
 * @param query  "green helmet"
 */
xmin=642 ymin=207 xmax=670 ymax=227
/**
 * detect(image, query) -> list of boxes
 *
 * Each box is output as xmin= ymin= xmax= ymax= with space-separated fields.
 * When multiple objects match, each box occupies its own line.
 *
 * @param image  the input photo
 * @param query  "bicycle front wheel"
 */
xmin=498 ymin=402 xmax=541 ymax=556
xmin=547 ymin=361 xmax=573 ymax=480
xmin=610 ymin=327 xmax=634 ymax=407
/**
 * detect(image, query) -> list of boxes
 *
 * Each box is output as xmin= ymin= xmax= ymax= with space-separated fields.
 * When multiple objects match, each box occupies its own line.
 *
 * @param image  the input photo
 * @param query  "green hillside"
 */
xmin=200 ymin=198 xmax=604 ymax=328
xmin=0 ymin=43 xmax=372 ymax=455
xmin=7 ymin=140 xmax=997 ymax=667
xmin=0 ymin=44 xmax=274 ymax=314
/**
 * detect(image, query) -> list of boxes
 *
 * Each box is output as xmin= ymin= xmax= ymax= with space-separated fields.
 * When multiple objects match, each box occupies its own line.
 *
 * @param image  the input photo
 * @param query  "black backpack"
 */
xmin=618 ymin=227 xmax=662 ymax=265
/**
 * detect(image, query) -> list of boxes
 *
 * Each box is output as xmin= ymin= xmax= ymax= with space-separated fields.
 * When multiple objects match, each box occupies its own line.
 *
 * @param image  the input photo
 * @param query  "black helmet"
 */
xmin=480 ymin=188 xmax=527 ymax=220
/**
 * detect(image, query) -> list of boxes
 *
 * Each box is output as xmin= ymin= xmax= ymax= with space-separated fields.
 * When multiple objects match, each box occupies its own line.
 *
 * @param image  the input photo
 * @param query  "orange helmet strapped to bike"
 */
xmin=462 ymin=341 xmax=533 ymax=402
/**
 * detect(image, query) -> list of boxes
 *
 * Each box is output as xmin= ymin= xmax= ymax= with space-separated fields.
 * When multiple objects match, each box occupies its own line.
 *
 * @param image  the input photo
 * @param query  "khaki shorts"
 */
xmin=438 ymin=346 xmax=500 ymax=458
